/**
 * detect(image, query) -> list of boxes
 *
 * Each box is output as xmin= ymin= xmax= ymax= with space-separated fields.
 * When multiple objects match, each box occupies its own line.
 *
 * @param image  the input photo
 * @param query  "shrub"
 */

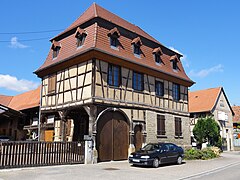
xmin=184 ymin=147 xmax=220 ymax=160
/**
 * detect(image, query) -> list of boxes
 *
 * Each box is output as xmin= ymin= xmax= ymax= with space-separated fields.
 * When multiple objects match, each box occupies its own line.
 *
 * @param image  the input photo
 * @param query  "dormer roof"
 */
xmin=153 ymin=47 xmax=163 ymax=54
xmin=131 ymin=37 xmax=142 ymax=46
xmin=108 ymin=27 xmax=120 ymax=38
xmin=75 ymin=27 xmax=87 ymax=38
xmin=51 ymin=40 xmax=61 ymax=49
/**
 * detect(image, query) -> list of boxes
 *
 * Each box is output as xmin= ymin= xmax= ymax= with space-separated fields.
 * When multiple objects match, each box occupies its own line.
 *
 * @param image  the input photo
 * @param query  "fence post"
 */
xmin=84 ymin=135 xmax=93 ymax=164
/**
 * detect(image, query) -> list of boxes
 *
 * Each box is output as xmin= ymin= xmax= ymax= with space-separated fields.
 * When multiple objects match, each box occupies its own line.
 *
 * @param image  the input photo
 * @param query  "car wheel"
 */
xmin=177 ymin=156 xmax=182 ymax=165
xmin=152 ymin=158 xmax=159 ymax=168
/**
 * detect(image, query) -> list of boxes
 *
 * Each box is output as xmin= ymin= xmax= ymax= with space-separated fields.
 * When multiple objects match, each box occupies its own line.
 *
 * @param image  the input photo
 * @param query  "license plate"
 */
xmin=133 ymin=159 xmax=140 ymax=162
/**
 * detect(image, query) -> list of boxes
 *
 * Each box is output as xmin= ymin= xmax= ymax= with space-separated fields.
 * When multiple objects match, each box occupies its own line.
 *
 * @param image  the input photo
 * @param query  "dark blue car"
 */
xmin=129 ymin=143 xmax=184 ymax=168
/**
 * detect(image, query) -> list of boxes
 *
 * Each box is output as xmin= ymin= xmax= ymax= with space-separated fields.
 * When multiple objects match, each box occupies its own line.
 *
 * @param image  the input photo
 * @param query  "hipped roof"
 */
xmin=35 ymin=3 xmax=193 ymax=86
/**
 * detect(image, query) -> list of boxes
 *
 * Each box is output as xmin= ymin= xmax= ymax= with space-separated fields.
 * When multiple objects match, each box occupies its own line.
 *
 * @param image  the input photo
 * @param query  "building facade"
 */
xmin=35 ymin=3 xmax=194 ymax=162
xmin=0 ymin=87 xmax=40 ymax=140
xmin=189 ymin=87 xmax=234 ymax=151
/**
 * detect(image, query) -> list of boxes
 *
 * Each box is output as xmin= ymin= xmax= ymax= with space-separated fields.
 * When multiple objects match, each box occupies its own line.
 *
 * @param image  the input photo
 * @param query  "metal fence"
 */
xmin=0 ymin=141 xmax=85 ymax=169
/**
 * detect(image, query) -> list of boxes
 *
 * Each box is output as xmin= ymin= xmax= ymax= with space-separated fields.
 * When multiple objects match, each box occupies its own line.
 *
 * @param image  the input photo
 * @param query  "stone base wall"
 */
xmin=146 ymin=110 xmax=191 ymax=148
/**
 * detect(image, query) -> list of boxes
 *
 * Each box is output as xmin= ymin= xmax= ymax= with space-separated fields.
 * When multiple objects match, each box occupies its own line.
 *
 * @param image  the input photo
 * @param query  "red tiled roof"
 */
xmin=36 ymin=3 xmax=193 ymax=85
xmin=0 ymin=95 xmax=13 ymax=107
xmin=232 ymin=106 xmax=240 ymax=123
xmin=54 ymin=3 xmax=161 ymax=45
xmin=189 ymin=87 xmax=222 ymax=113
xmin=8 ymin=86 xmax=40 ymax=111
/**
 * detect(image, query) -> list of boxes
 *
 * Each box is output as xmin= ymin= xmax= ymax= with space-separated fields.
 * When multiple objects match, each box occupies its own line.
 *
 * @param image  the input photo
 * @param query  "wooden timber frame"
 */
xmin=37 ymin=52 xmax=190 ymax=162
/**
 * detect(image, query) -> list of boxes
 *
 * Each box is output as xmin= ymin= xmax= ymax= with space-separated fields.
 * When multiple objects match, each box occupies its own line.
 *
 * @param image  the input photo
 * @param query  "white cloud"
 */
xmin=9 ymin=37 xmax=28 ymax=49
xmin=0 ymin=74 xmax=39 ymax=92
xmin=189 ymin=64 xmax=224 ymax=78
xmin=169 ymin=47 xmax=190 ymax=68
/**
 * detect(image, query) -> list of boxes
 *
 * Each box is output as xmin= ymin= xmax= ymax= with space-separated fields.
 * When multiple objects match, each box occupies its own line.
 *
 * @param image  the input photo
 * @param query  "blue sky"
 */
xmin=0 ymin=0 xmax=239 ymax=105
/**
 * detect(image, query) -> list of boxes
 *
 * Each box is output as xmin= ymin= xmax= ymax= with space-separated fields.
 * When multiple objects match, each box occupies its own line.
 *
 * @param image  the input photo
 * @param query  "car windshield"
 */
xmin=141 ymin=144 xmax=161 ymax=151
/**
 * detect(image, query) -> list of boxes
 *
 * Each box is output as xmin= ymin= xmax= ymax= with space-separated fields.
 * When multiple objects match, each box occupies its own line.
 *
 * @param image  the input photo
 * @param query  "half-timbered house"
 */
xmin=35 ymin=3 xmax=194 ymax=162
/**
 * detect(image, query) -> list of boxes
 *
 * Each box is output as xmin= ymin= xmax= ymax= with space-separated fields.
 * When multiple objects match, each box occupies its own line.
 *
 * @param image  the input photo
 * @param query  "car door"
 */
xmin=159 ymin=144 xmax=170 ymax=163
xmin=167 ymin=144 xmax=179 ymax=162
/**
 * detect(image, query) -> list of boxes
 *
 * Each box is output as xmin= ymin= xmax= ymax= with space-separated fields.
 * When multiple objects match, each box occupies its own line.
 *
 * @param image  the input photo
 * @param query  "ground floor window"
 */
xmin=175 ymin=117 xmax=182 ymax=137
xmin=157 ymin=115 xmax=165 ymax=136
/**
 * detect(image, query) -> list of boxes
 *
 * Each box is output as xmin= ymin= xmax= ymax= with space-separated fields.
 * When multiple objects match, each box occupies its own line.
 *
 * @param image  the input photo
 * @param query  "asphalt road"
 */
xmin=0 ymin=152 xmax=240 ymax=180
xmin=183 ymin=162 xmax=240 ymax=180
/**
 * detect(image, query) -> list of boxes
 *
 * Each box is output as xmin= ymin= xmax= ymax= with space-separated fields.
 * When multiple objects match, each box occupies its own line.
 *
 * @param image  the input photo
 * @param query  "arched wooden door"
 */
xmin=134 ymin=125 xmax=143 ymax=151
xmin=97 ymin=111 xmax=129 ymax=162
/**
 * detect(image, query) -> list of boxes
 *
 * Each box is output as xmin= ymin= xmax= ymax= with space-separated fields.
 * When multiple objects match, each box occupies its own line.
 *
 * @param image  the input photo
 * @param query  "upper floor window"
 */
xmin=134 ymin=44 xmax=141 ymax=55
xmin=175 ymin=117 xmax=182 ymax=137
xmin=173 ymin=83 xmax=180 ymax=101
xmin=170 ymin=55 xmax=179 ymax=71
xmin=108 ymin=27 xmax=120 ymax=49
xmin=172 ymin=60 xmax=177 ymax=70
xmin=108 ymin=64 xmax=121 ymax=87
xmin=51 ymin=40 xmax=61 ymax=59
xmin=157 ymin=115 xmax=166 ymax=136
xmin=156 ymin=81 xmax=164 ymax=97
xmin=110 ymin=36 xmax=118 ymax=47
xmin=132 ymin=37 xmax=142 ymax=57
xmin=133 ymin=71 xmax=144 ymax=91
xmin=153 ymin=47 xmax=163 ymax=64
xmin=52 ymin=47 xmax=60 ymax=59
xmin=75 ymin=27 xmax=87 ymax=48
xmin=48 ymin=74 xmax=56 ymax=94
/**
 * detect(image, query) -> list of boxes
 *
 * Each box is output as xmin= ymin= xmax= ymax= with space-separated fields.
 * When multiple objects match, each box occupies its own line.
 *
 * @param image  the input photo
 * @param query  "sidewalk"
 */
xmin=0 ymin=151 xmax=240 ymax=180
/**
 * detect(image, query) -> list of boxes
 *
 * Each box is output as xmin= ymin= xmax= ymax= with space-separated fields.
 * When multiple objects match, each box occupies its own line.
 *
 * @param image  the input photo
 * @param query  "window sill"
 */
xmin=110 ymin=46 xmax=119 ymax=51
xmin=47 ymin=92 xmax=56 ymax=96
xmin=77 ymin=45 xmax=84 ymax=50
xmin=134 ymin=54 xmax=141 ymax=59
xmin=108 ymin=85 xmax=121 ymax=89
xmin=175 ymin=136 xmax=183 ymax=139
xmin=157 ymin=135 xmax=167 ymax=138
xmin=132 ymin=89 xmax=144 ymax=94
xmin=156 ymin=94 xmax=164 ymax=98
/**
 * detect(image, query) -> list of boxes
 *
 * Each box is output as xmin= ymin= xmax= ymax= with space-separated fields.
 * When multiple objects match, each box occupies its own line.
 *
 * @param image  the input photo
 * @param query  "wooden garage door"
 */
xmin=97 ymin=111 xmax=129 ymax=162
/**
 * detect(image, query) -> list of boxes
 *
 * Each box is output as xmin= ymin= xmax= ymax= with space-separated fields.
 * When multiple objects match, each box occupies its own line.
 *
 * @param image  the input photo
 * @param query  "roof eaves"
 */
xmin=34 ymin=47 xmax=194 ymax=86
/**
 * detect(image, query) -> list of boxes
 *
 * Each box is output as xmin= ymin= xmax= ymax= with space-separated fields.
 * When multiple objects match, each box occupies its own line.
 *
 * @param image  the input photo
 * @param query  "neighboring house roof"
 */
xmin=189 ymin=87 xmax=234 ymax=116
xmin=189 ymin=87 xmax=222 ymax=113
xmin=0 ymin=95 xmax=13 ymax=107
xmin=232 ymin=106 xmax=240 ymax=123
xmin=0 ymin=86 xmax=40 ymax=111
xmin=35 ymin=3 xmax=193 ymax=86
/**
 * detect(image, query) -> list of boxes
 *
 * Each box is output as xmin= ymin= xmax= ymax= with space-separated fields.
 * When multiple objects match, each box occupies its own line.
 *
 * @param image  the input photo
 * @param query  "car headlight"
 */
xmin=140 ymin=155 xmax=150 ymax=159
xmin=129 ymin=154 xmax=133 ymax=158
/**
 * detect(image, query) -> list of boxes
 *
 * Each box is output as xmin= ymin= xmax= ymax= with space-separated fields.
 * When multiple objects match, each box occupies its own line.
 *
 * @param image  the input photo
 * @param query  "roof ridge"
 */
xmin=93 ymin=2 xmax=98 ymax=17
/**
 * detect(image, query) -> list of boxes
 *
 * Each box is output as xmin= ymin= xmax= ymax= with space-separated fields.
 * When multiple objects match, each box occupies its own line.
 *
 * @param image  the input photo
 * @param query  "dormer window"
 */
xmin=51 ymin=40 xmax=61 ymax=59
xmin=75 ymin=27 xmax=87 ymax=48
xmin=170 ymin=55 xmax=179 ymax=71
xmin=172 ymin=60 xmax=177 ymax=70
xmin=132 ymin=37 xmax=142 ymax=57
xmin=153 ymin=47 xmax=163 ymax=64
xmin=108 ymin=27 xmax=120 ymax=49
xmin=110 ymin=36 xmax=117 ymax=47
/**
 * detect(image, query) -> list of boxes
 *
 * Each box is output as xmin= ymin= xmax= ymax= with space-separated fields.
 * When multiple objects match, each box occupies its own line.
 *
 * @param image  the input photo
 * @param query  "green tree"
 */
xmin=193 ymin=116 xmax=221 ymax=149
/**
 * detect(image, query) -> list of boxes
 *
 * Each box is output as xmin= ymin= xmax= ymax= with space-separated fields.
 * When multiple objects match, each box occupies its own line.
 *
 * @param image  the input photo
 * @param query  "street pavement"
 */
xmin=0 ymin=151 xmax=240 ymax=180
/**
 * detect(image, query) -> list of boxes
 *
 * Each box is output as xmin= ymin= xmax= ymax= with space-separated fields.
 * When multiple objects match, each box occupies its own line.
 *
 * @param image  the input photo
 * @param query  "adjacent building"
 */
xmin=189 ymin=87 xmax=234 ymax=151
xmin=232 ymin=106 xmax=240 ymax=149
xmin=0 ymin=87 xmax=40 ymax=140
xmin=34 ymin=3 xmax=194 ymax=162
